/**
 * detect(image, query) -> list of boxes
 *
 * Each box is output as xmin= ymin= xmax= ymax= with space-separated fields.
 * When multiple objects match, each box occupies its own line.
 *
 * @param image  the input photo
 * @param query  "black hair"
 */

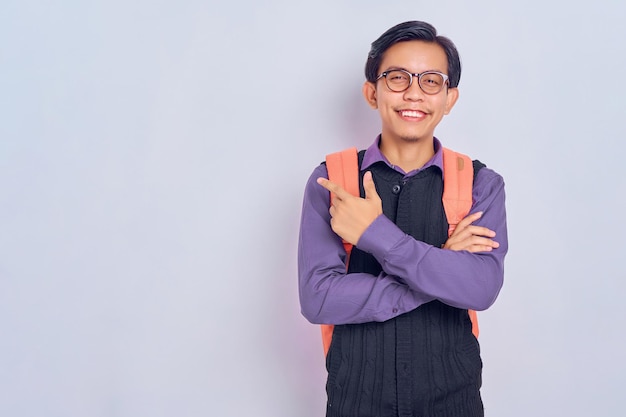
xmin=365 ymin=21 xmax=461 ymax=88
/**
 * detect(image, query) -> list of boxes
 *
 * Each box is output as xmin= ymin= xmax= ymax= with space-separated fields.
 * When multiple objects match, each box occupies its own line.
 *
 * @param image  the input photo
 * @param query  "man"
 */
xmin=298 ymin=21 xmax=507 ymax=417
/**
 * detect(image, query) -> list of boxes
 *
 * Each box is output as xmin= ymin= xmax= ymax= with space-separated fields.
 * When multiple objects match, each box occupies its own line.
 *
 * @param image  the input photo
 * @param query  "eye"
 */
xmin=421 ymin=73 xmax=443 ymax=86
xmin=387 ymin=71 xmax=409 ymax=82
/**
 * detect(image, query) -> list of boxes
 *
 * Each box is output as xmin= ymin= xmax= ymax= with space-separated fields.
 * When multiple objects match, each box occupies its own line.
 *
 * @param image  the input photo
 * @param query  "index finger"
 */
xmin=317 ymin=177 xmax=351 ymax=202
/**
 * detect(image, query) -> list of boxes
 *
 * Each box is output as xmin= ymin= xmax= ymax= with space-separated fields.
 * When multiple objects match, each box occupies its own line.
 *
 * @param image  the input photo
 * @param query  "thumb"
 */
xmin=363 ymin=171 xmax=379 ymax=200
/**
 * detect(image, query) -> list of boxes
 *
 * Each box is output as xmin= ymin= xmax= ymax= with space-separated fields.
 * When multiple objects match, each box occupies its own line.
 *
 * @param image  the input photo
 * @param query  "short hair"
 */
xmin=365 ymin=21 xmax=461 ymax=88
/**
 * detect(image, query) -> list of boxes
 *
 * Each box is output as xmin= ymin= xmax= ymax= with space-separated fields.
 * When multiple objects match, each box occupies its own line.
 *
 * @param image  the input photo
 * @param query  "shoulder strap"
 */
xmin=325 ymin=147 xmax=360 ymax=198
xmin=325 ymin=147 xmax=359 ymax=258
xmin=321 ymin=147 xmax=359 ymax=356
xmin=442 ymin=147 xmax=480 ymax=338
xmin=442 ymin=147 xmax=474 ymax=236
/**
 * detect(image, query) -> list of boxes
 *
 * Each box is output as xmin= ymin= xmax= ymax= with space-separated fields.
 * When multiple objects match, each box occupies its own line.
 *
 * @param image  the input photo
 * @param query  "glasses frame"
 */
xmin=376 ymin=69 xmax=450 ymax=95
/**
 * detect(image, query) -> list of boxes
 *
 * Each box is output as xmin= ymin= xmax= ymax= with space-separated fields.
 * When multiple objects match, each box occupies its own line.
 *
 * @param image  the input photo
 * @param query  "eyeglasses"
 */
xmin=376 ymin=69 xmax=449 ymax=95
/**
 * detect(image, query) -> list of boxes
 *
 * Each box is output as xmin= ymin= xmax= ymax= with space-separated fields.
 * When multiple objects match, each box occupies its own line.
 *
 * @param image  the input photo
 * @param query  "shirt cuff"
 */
xmin=356 ymin=214 xmax=406 ymax=260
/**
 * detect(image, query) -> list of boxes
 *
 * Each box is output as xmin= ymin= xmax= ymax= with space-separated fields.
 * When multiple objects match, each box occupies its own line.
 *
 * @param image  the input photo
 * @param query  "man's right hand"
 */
xmin=442 ymin=211 xmax=500 ymax=253
xmin=317 ymin=171 xmax=383 ymax=246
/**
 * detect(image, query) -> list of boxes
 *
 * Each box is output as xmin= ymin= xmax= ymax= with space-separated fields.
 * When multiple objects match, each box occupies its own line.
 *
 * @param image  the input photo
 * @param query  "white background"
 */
xmin=1 ymin=1 xmax=625 ymax=416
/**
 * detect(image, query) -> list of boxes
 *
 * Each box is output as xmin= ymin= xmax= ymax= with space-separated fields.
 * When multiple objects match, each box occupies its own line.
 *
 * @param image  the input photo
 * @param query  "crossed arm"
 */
xmin=298 ymin=164 xmax=507 ymax=325
xmin=319 ymin=171 xmax=499 ymax=252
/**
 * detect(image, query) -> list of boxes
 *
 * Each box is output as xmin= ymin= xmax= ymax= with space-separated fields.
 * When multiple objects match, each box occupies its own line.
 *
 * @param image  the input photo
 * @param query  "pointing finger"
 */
xmin=317 ymin=177 xmax=351 ymax=201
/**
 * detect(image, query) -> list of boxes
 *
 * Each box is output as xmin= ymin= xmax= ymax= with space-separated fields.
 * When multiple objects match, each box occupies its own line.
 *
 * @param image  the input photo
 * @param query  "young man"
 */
xmin=298 ymin=21 xmax=507 ymax=417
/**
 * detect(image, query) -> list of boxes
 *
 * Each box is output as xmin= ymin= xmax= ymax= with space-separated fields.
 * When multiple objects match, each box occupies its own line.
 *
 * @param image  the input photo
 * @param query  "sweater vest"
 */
xmin=325 ymin=152 xmax=486 ymax=417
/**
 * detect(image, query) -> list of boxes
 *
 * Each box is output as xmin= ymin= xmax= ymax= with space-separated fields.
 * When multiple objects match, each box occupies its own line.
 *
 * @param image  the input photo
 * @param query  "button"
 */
xmin=392 ymin=308 xmax=398 ymax=314
xmin=392 ymin=184 xmax=401 ymax=194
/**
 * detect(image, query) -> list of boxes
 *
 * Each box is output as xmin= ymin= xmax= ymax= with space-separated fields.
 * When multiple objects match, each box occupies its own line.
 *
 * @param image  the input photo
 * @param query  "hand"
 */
xmin=443 ymin=211 xmax=500 ymax=253
xmin=317 ymin=171 xmax=383 ymax=245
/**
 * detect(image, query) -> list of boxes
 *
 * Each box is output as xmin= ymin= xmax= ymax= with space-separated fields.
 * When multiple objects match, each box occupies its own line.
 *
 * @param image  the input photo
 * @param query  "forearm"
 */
xmin=298 ymin=255 xmax=434 ymax=324
xmin=357 ymin=169 xmax=508 ymax=311
xmin=359 ymin=222 xmax=503 ymax=310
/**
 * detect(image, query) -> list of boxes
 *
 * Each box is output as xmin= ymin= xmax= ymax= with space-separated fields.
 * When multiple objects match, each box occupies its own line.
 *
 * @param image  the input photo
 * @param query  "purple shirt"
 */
xmin=298 ymin=137 xmax=508 ymax=325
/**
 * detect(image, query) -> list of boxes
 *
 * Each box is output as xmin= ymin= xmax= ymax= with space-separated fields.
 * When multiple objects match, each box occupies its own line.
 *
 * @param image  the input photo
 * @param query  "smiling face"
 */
xmin=363 ymin=40 xmax=459 ymax=147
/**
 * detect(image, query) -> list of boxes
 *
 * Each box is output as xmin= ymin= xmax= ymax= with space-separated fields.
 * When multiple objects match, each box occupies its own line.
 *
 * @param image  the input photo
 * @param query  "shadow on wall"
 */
xmin=261 ymin=195 xmax=328 ymax=417
xmin=338 ymin=81 xmax=381 ymax=149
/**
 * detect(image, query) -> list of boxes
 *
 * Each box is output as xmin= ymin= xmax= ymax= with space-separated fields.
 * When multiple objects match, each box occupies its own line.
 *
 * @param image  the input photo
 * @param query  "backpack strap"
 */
xmin=325 ymin=147 xmax=360 ymax=200
xmin=442 ymin=147 xmax=479 ymax=338
xmin=442 ymin=148 xmax=474 ymax=236
xmin=325 ymin=147 xmax=360 ymax=258
xmin=321 ymin=147 xmax=359 ymax=356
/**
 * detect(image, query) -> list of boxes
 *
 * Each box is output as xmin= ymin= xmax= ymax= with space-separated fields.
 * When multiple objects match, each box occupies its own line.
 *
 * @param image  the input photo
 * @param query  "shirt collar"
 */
xmin=361 ymin=135 xmax=444 ymax=177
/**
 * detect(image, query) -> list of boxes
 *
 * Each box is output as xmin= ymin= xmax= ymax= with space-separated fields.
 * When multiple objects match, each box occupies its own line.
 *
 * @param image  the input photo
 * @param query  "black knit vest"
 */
xmin=325 ymin=152 xmax=486 ymax=417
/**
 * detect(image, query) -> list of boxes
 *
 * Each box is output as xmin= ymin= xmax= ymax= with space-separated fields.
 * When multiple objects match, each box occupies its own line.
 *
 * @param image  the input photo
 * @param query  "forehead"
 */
xmin=379 ymin=40 xmax=448 ymax=73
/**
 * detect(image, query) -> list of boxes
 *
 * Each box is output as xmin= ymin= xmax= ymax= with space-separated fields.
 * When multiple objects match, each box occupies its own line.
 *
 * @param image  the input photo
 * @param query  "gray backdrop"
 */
xmin=2 ymin=1 xmax=625 ymax=416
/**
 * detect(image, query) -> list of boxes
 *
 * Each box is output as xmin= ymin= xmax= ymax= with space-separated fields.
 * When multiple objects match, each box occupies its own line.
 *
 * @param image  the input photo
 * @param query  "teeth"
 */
xmin=401 ymin=110 xmax=423 ymax=118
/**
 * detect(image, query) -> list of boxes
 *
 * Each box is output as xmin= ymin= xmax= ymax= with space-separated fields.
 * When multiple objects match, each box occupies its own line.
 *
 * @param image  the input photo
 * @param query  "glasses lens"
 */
xmin=385 ymin=70 xmax=411 ymax=92
xmin=419 ymin=72 xmax=445 ymax=94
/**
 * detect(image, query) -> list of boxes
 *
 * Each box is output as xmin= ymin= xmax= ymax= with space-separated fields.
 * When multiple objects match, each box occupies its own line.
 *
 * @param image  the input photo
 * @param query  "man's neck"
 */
xmin=379 ymin=136 xmax=435 ymax=172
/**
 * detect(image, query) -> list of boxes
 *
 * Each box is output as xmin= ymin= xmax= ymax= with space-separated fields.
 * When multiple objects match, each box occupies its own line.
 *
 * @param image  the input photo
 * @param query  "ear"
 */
xmin=444 ymin=87 xmax=459 ymax=115
xmin=362 ymin=81 xmax=378 ymax=109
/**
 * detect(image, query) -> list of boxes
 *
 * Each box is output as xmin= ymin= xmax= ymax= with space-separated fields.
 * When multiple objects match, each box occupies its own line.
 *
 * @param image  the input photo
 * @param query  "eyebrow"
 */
xmin=382 ymin=66 xmax=445 ymax=74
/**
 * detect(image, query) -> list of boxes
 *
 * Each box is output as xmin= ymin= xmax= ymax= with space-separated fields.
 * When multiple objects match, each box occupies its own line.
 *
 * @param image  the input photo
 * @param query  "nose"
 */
xmin=403 ymin=76 xmax=426 ymax=101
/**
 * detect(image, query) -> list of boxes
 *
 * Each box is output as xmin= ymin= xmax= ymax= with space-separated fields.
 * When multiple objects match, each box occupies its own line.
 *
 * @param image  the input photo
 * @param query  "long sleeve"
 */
xmin=357 ymin=167 xmax=508 ymax=311
xmin=298 ymin=164 xmax=435 ymax=325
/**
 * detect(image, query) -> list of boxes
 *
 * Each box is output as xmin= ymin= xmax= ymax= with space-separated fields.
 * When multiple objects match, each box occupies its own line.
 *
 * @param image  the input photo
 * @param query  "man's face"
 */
xmin=363 ymin=40 xmax=458 ymax=145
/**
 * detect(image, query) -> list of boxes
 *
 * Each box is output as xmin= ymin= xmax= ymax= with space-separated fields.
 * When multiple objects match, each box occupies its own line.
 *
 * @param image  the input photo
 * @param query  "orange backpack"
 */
xmin=321 ymin=147 xmax=479 ymax=356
